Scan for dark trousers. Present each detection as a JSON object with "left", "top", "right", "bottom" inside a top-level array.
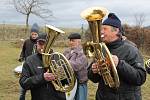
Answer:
[{"left": 19, "top": 86, "right": 26, "bottom": 100}]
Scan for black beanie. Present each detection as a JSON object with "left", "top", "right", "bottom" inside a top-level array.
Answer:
[
  {"left": 68, "top": 33, "right": 81, "bottom": 39},
  {"left": 31, "top": 23, "right": 39, "bottom": 34},
  {"left": 102, "top": 13, "right": 121, "bottom": 31}
]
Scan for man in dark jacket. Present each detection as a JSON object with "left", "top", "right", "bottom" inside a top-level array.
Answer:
[
  {"left": 19, "top": 23, "right": 39, "bottom": 61},
  {"left": 19, "top": 33, "right": 66, "bottom": 100},
  {"left": 88, "top": 13, "right": 146, "bottom": 100},
  {"left": 18, "top": 23, "right": 39, "bottom": 100}
]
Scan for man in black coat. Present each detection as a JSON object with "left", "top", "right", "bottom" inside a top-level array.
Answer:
[
  {"left": 19, "top": 23, "right": 39, "bottom": 61},
  {"left": 88, "top": 13, "right": 146, "bottom": 100},
  {"left": 19, "top": 33, "right": 66, "bottom": 100},
  {"left": 18, "top": 23, "right": 39, "bottom": 100}
]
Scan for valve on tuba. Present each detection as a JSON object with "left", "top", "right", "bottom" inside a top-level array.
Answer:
[
  {"left": 81, "top": 7, "right": 120, "bottom": 88},
  {"left": 42, "top": 25, "right": 76, "bottom": 92}
]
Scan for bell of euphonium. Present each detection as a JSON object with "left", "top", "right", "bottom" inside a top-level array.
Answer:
[
  {"left": 42, "top": 25, "right": 76, "bottom": 92},
  {"left": 81, "top": 7, "right": 120, "bottom": 88}
]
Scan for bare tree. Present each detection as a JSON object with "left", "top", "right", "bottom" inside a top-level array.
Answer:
[
  {"left": 134, "top": 13, "right": 145, "bottom": 27},
  {"left": 134, "top": 13, "right": 146, "bottom": 51},
  {"left": 13, "top": 0, "right": 52, "bottom": 28}
]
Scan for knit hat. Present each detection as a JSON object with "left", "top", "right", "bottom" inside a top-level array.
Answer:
[
  {"left": 102, "top": 13, "right": 121, "bottom": 31},
  {"left": 68, "top": 33, "right": 81, "bottom": 39},
  {"left": 31, "top": 23, "right": 39, "bottom": 34}
]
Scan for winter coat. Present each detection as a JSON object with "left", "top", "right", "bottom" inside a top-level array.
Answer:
[
  {"left": 19, "top": 38, "right": 37, "bottom": 60},
  {"left": 19, "top": 23, "right": 39, "bottom": 61},
  {"left": 63, "top": 46, "right": 88, "bottom": 83},
  {"left": 19, "top": 53, "right": 66, "bottom": 100},
  {"left": 88, "top": 39, "right": 146, "bottom": 100}
]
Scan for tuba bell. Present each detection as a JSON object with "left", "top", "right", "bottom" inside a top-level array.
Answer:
[
  {"left": 81, "top": 7, "right": 120, "bottom": 88},
  {"left": 42, "top": 25, "right": 76, "bottom": 93}
]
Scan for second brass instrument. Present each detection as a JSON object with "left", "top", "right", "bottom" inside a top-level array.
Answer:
[
  {"left": 81, "top": 7, "right": 120, "bottom": 88},
  {"left": 145, "top": 59, "right": 150, "bottom": 68},
  {"left": 42, "top": 25, "right": 76, "bottom": 92}
]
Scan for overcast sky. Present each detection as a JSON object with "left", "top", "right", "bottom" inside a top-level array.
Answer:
[{"left": 0, "top": 0, "right": 150, "bottom": 28}]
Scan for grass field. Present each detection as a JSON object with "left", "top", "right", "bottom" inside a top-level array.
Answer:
[{"left": 0, "top": 40, "right": 150, "bottom": 100}]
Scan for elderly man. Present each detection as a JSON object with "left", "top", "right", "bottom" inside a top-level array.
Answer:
[
  {"left": 63, "top": 33, "right": 88, "bottom": 100},
  {"left": 88, "top": 13, "right": 146, "bottom": 100}
]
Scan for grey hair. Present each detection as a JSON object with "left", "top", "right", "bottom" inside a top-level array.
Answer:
[{"left": 110, "top": 26, "right": 122, "bottom": 38}]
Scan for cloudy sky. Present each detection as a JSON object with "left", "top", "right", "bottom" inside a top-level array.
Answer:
[{"left": 0, "top": 0, "right": 150, "bottom": 28}]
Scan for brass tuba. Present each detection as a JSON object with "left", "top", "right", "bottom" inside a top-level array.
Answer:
[
  {"left": 42, "top": 25, "right": 76, "bottom": 92},
  {"left": 81, "top": 7, "right": 120, "bottom": 88},
  {"left": 145, "top": 59, "right": 150, "bottom": 68}
]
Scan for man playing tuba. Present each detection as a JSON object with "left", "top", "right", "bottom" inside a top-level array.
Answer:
[{"left": 88, "top": 12, "right": 146, "bottom": 100}]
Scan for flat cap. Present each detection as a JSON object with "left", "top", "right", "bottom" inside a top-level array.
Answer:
[{"left": 68, "top": 33, "right": 81, "bottom": 39}]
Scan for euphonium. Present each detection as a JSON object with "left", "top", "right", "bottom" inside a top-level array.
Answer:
[
  {"left": 81, "top": 7, "right": 120, "bottom": 88},
  {"left": 42, "top": 25, "right": 76, "bottom": 92},
  {"left": 145, "top": 59, "right": 150, "bottom": 68}
]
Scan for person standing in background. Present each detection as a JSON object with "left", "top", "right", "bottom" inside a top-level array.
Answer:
[
  {"left": 18, "top": 23, "right": 39, "bottom": 62},
  {"left": 18, "top": 23, "right": 39, "bottom": 100},
  {"left": 63, "top": 33, "right": 88, "bottom": 100}
]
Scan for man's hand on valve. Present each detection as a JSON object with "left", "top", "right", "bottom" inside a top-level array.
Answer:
[{"left": 91, "top": 54, "right": 119, "bottom": 73}]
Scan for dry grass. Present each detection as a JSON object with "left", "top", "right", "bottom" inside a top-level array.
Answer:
[{"left": 0, "top": 41, "right": 149, "bottom": 100}]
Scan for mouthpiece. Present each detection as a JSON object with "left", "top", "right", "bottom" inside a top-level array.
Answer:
[
  {"left": 101, "top": 34, "right": 104, "bottom": 38},
  {"left": 41, "top": 49, "right": 43, "bottom": 53}
]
